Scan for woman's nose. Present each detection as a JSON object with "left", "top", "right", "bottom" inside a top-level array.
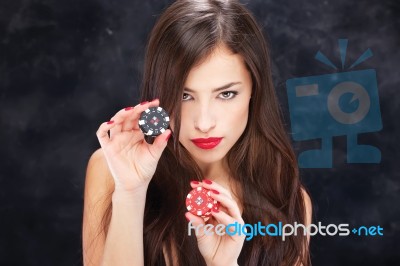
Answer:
[{"left": 194, "top": 107, "right": 216, "bottom": 133}]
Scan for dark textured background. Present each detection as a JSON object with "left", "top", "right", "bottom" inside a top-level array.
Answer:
[{"left": 1, "top": 0, "right": 399, "bottom": 265}]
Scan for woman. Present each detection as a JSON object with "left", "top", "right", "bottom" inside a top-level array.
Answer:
[{"left": 83, "top": 0, "right": 312, "bottom": 265}]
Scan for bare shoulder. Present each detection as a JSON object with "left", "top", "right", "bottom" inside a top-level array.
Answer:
[
  {"left": 300, "top": 187, "right": 312, "bottom": 208},
  {"left": 301, "top": 187, "right": 312, "bottom": 218},
  {"left": 85, "top": 148, "right": 115, "bottom": 194},
  {"left": 300, "top": 187, "right": 313, "bottom": 226},
  {"left": 293, "top": 188, "right": 313, "bottom": 264},
  {"left": 82, "top": 148, "right": 115, "bottom": 266},
  {"left": 83, "top": 148, "right": 115, "bottom": 213}
]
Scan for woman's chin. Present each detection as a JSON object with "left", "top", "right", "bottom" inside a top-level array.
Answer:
[{"left": 191, "top": 151, "right": 226, "bottom": 165}]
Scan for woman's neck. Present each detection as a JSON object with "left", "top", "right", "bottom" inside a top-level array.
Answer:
[{"left": 197, "top": 159, "right": 230, "bottom": 182}]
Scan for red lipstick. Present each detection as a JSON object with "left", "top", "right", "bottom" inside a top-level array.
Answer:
[{"left": 191, "top": 137, "right": 223, "bottom": 150}]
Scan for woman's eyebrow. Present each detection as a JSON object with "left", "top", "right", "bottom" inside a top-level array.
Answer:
[{"left": 184, "top": 82, "right": 242, "bottom": 93}]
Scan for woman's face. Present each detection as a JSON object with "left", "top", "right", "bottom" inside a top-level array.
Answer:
[{"left": 173, "top": 45, "right": 252, "bottom": 166}]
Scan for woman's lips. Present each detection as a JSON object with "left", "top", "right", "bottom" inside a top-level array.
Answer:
[{"left": 191, "top": 137, "right": 223, "bottom": 150}]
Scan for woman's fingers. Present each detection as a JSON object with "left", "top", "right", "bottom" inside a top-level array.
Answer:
[
  {"left": 146, "top": 129, "right": 172, "bottom": 161},
  {"left": 190, "top": 181, "right": 203, "bottom": 189},
  {"left": 208, "top": 190, "right": 242, "bottom": 221},
  {"left": 96, "top": 120, "right": 117, "bottom": 148},
  {"left": 187, "top": 180, "right": 242, "bottom": 222},
  {"left": 200, "top": 180, "right": 242, "bottom": 220},
  {"left": 211, "top": 209, "right": 245, "bottom": 241},
  {"left": 189, "top": 180, "right": 240, "bottom": 217},
  {"left": 109, "top": 99, "right": 160, "bottom": 138},
  {"left": 186, "top": 209, "right": 245, "bottom": 242},
  {"left": 189, "top": 180, "right": 231, "bottom": 198},
  {"left": 201, "top": 180, "right": 233, "bottom": 199},
  {"left": 98, "top": 98, "right": 170, "bottom": 157},
  {"left": 185, "top": 180, "right": 246, "bottom": 244},
  {"left": 97, "top": 99, "right": 164, "bottom": 152},
  {"left": 185, "top": 212, "right": 207, "bottom": 239}
]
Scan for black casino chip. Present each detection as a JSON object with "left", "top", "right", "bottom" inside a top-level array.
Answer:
[{"left": 138, "top": 106, "right": 170, "bottom": 136}]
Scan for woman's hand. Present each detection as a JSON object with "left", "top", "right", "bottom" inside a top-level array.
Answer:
[
  {"left": 186, "top": 180, "right": 245, "bottom": 266},
  {"left": 96, "top": 99, "right": 172, "bottom": 193}
]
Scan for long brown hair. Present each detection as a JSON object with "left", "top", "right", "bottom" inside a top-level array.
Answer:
[{"left": 100, "top": 0, "right": 311, "bottom": 265}]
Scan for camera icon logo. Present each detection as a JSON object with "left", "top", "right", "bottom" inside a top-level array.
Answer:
[
  {"left": 286, "top": 39, "right": 382, "bottom": 168},
  {"left": 327, "top": 81, "right": 370, "bottom": 125}
]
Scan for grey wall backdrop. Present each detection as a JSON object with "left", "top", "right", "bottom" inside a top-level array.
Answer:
[{"left": 1, "top": 0, "right": 399, "bottom": 265}]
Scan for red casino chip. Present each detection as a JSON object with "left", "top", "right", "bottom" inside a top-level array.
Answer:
[
  {"left": 201, "top": 202, "right": 220, "bottom": 218},
  {"left": 186, "top": 186, "right": 219, "bottom": 218}
]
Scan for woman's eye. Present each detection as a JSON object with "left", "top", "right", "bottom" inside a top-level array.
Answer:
[
  {"left": 182, "top": 93, "right": 192, "bottom": 101},
  {"left": 219, "top": 91, "right": 238, "bottom": 100}
]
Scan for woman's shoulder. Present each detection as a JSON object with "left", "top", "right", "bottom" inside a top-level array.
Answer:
[
  {"left": 88, "top": 147, "right": 107, "bottom": 165},
  {"left": 85, "top": 148, "right": 115, "bottom": 196},
  {"left": 300, "top": 187, "right": 313, "bottom": 228},
  {"left": 82, "top": 148, "right": 115, "bottom": 265},
  {"left": 300, "top": 187, "right": 312, "bottom": 209}
]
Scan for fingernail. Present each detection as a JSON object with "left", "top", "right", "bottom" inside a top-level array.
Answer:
[
  {"left": 107, "top": 120, "right": 114, "bottom": 124},
  {"left": 165, "top": 132, "right": 172, "bottom": 141},
  {"left": 211, "top": 189, "right": 219, "bottom": 194},
  {"left": 203, "top": 179, "right": 212, "bottom": 184},
  {"left": 212, "top": 209, "right": 219, "bottom": 213},
  {"left": 140, "top": 101, "right": 148, "bottom": 105},
  {"left": 124, "top": 106, "right": 134, "bottom": 111},
  {"left": 152, "top": 98, "right": 159, "bottom": 102},
  {"left": 191, "top": 180, "right": 199, "bottom": 184}
]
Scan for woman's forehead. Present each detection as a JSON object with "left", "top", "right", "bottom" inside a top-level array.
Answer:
[{"left": 184, "top": 46, "right": 250, "bottom": 93}]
